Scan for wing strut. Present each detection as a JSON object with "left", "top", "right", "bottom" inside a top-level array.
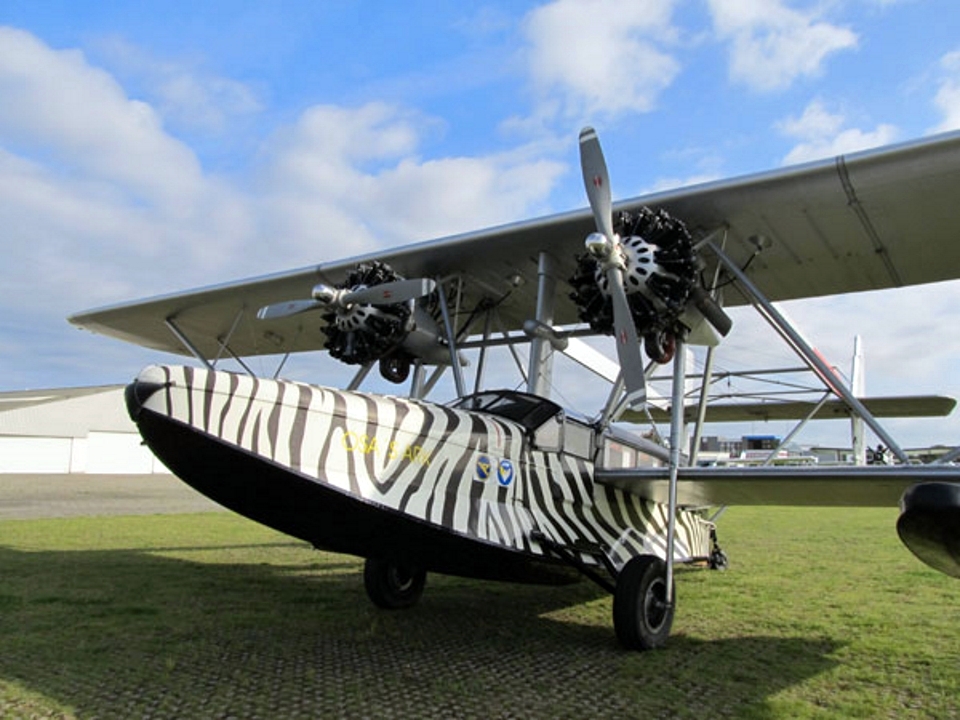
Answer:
[
  {"left": 665, "top": 336, "right": 686, "bottom": 606},
  {"left": 436, "top": 280, "right": 466, "bottom": 397},
  {"left": 707, "top": 241, "right": 910, "bottom": 464},
  {"left": 934, "top": 445, "right": 960, "bottom": 464},
  {"left": 759, "top": 392, "right": 832, "bottom": 466},
  {"left": 688, "top": 344, "right": 716, "bottom": 466},
  {"left": 526, "top": 252, "right": 558, "bottom": 397},
  {"left": 164, "top": 318, "right": 214, "bottom": 372}
]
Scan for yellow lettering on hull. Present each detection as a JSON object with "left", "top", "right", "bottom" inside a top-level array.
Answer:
[{"left": 340, "top": 431, "right": 431, "bottom": 467}]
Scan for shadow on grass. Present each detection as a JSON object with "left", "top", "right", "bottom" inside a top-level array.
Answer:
[{"left": 0, "top": 545, "right": 839, "bottom": 718}]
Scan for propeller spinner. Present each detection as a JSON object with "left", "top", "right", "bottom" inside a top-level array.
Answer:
[{"left": 257, "top": 277, "right": 436, "bottom": 321}]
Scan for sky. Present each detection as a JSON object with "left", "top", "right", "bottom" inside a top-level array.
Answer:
[{"left": 2, "top": 0, "right": 960, "bottom": 449}]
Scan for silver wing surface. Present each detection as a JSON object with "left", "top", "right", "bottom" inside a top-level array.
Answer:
[
  {"left": 69, "top": 131, "right": 960, "bottom": 358},
  {"left": 595, "top": 465, "right": 960, "bottom": 507},
  {"left": 631, "top": 395, "right": 958, "bottom": 424}
]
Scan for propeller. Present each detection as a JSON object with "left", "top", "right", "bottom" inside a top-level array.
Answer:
[
  {"left": 579, "top": 126, "right": 647, "bottom": 410},
  {"left": 257, "top": 278, "right": 437, "bottom": 321}
]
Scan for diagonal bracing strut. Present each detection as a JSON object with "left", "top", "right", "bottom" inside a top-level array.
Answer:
[{"left": 706, "top": 241, "right": 909, "bottom": 463}]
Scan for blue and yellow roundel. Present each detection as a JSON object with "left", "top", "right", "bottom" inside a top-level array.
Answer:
[
  {"left": 497, "top": 459, "right": 514, "bottom": 487},
  {"left": 476, "top": 455, "right": 492, "bottom": 481}
]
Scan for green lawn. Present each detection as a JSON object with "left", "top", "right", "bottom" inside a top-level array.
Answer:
[{"left": 0, "top": 507, "right": 956, "bottom": 718}]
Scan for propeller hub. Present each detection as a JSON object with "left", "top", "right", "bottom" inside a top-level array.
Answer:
[
  {"left": 311, "top": 284, "right": 339, "bottom": 305},
  {"left": 585, "top": 231, "right": 612, "bottom": 257},
  {"left": 585, "top": 232, "right": 625, "bottom": 270}
]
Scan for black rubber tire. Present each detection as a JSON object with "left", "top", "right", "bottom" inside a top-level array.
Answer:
[
  {"left": 613, "top": 555, "right": 675, "bottom": 650},
  {"left": 644, "top": 331, "right": 676, "bottom": 364},
  {"left": 363, "top": 557, "right": 426, "bottom": 610}
]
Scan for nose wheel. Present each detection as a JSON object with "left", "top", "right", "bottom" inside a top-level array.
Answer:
[{"left": 613, "top": 554, "right": 675, "bottom": 650}]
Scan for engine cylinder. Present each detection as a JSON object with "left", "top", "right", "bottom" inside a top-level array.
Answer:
[{"left": 569, "top": 207, "right": 698, "bottom": 342}]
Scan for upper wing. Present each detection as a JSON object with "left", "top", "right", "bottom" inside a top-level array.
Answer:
[
  {"left": 69, "top": 131, "right": 960, "bottom": 358},
  {"left": 595, "top": 464, "right": 960, "bottom": 507}
]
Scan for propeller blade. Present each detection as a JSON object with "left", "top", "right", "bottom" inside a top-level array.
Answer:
[
  {"left": 257, "top": 299, "right": 325, "bottom": 321},
  {"left": 581, "top": 126, "right": 644, "bottom": 408},
  {"left": 342, "top": 278, "right": 437, "bottom": 306},
  {"left": 689, "top": 286, "right": 733, "bottom": 337},
  {"left": 579, "top": 126, "right": 616, "bottom": 241},
  {"left": 607, "top": 266, "right": 646, "bottom": 409}
]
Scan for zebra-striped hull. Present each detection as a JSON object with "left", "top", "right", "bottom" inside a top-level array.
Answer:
[
  {"left": 133, "top": 405, "right": 577, "bottom": 583},
  {"left": 126, "top": 364, "right": 714, "bottom": 584}
]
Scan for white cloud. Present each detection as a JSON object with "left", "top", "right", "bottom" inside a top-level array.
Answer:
[
  {"left": 0, "top": 27, "right": 257, "bottom": 322},
  {"left": 932, "top": 50, "right": 960, "bottom": 133},
  {"left": 259, "top": 103, "right": 566, "bottom": 252},
  {"left": 0, "top": 29, "right": 567, "bottom": 361},
  {"left": 521, "top": 0, "right": 681, "bottom": 120},
  {"left": 777, "top": 100, "right": 898, "bottom": 164},
  {"left": 96, "top": 37, "right": 262, "bottom": 134},
  {"left": 707, "top": 0, "right": 858, "bottom": 92},
  {"left": 0, "top": 27, "right": 207, "bottom": 210}
]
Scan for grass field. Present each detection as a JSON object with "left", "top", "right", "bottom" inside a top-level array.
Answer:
[{"left": 0, "top": 507, "right": 956, "bottom": 719}]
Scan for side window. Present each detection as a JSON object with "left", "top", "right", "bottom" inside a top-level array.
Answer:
[
  {"left": 602, "top": 438, "right": 638, "bottom": 468},
  {"left": 532, "top": 412, "right": 563, "bottom": 452},
  {"left": 563, "top": 419, "right": 594, "bottom": 459}
]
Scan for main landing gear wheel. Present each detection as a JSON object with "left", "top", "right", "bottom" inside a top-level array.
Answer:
[
  {"left": 363, "top": 557, "right": 427, "bottom": 609},
  {"left": 613, "top": 555, "right": 675, "bottom": 650}
]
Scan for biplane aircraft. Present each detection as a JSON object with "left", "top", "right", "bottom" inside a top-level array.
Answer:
[{"left": 70, "top": 128, "right": 960, "bottom": 650}]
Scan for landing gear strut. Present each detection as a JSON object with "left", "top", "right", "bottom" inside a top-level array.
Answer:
[
  {"left": 709, "top": 527, "right": 729, "bottom": 570},
  {"left": 613, "top": 554, "right": 675, "bottom": 650}
]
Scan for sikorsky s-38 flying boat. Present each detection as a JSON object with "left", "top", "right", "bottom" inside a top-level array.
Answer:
[{"left": 71, "top": 128, "right": 960, "bottom": 650}]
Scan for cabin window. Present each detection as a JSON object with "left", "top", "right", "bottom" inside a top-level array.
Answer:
[
  {"left": 532, "top": 412, "right": 563, "bottom": 452},
  {"left": 563, "top": 419, "right": 594, "bottom": 459},
  {"left": 450, "top": 391, "right": 595, "bottom": 458},
  {"left": 449, "top": 390, "right": 563, "bottom": 433},
  {"left": 603, "top": 439, "right": 638, "bottom": 468}
]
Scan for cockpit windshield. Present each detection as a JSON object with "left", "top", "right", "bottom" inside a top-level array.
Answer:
[{"left": 449, "top": 390, "right": 563, "bottom": 432}]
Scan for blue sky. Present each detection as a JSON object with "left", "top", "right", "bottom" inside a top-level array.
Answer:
[{"left": 2, "top": 0, "right": 960, "bottom": 448}]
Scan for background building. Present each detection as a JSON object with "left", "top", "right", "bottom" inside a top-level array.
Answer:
[{"left": 0, "top": 386, "right": 164, "bottom": 474}]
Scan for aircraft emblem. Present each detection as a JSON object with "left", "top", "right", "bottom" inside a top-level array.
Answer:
[
  {"left": 497, "top": 459, "right": 514, "bottom": 487},
  {"left": 476, "top": 455, "right": 492, "bottom": 481}
]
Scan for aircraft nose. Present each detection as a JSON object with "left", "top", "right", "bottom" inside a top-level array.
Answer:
[{"left": 124, "top": 366, "right": 168, "bottom": 421}]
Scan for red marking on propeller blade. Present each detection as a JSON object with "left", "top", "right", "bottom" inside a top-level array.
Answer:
[{"left": 592, "top": 175, "right": 603, "bottom": 188}]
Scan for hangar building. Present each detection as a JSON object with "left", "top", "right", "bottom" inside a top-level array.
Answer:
[{"left": 0, "top": 385, "right": 164, "bottom": 474}]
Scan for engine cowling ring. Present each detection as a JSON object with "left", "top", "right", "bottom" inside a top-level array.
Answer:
[{"left": 321, "top": 261, "right": 412, "bottom": 367}]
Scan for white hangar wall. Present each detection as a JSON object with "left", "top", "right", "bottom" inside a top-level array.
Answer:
[{"left": 0, "top": 386, "right": 165, "bottom": 474}]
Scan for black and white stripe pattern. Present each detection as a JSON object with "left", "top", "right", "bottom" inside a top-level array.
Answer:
[{"left": 137, "top": 364, "right": 713, "bottom": 570}]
